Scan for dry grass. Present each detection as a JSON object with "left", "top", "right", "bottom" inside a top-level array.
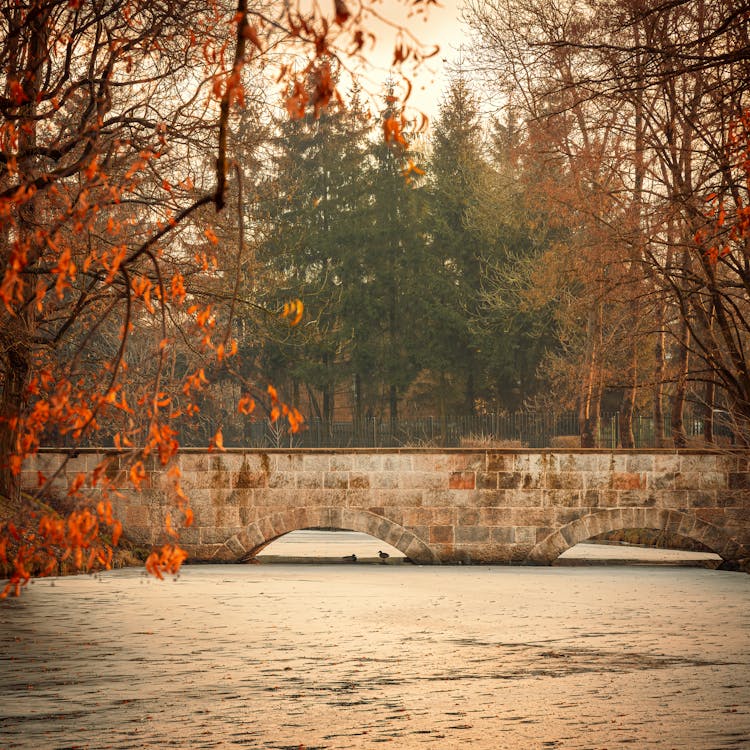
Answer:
[
  {"left": 459, "top": 435, "right": 525, "bottom": 449},
  {"left": 550, "top": 435, "right": 581, "bottom": 449}
]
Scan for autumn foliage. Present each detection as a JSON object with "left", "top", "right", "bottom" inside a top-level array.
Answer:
[
  {"left": 0, "top": 0, "right": 430, "bottom": 596},
  {"left": 0, "top": 501, "right": 122, "bottom": 598},
  {"left": 702, "top": 109, "right": 750, "bottom": 265}
]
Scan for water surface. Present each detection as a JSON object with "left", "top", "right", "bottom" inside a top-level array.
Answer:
[{"left": 0, "top": 550, "right": 747, "bottom": 749}]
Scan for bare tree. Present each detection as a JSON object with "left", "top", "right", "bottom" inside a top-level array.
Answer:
[{"left": 464, "top": 0, "right": 749, "bottom": 443}]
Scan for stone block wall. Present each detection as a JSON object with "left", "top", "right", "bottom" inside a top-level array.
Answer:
[{"left": 22, "top": 448, "right": 750, "bottom": 565}]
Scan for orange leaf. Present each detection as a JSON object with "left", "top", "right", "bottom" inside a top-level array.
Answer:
[
  {"left": 285, "top": 79, "right": 309, "bottom": 120},
  {"left": 281, "top": 299, "right": 304, "bottom": 326},
  {"left": 242, "top": 23, "right": 263, "bottom": 51},
  {"left": 209, "top": 429, "right": 225, "bottom": 452},
  {"left": 129, "top": 461, "right": 147, "bottom": 489},
  {"left": 383, "top": 116, "right": 408, "bottom": 147},
  {"left": 238, "top": 396, "right": 255, "bottom": 415},
  {"left": 334, "top": 0, "right": 350, "bottom": 24},
  {"left": 68, "top": 473, "right": 86, "bottom": 496}
]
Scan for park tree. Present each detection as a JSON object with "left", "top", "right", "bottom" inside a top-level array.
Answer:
[
  {"left": 463, "top": 0, "right": 649, "bottom": 444},
  {"left": 466, "top": 112, "right": 561, "bottom": 413},
  {"left": 255, "top": 71, "right": 374, "bottom": 437},
  {"left": 354, "top": 88, "right": 430, "bottom": 432},
  {"left": 424, "top": 73, "right": 488, "bottom": 416},
  {"left": 0, "top": 0, "right": 436, "bottom": 595},
  {"left": 464, "top": 0, "right": 750, "bottom": 445},
  {"left": 256, "top": 78, "right": 432, "bottom": 437}
]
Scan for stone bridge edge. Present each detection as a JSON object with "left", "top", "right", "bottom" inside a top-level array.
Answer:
[
  {"left": 213, "top": 504, "right": 748, "bottom": 568},
  {"left": 528, "top": 507, "right": 749, "bottom": 565},
  {"left": 219, "top": 505, "right": 440, "bottom": 564}
]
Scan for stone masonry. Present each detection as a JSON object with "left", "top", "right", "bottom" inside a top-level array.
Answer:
[{"left": 23, "top": 448, "right": 750, "bottom": 567}]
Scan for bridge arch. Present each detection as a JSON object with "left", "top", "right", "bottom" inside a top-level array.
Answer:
[
  {"left": 220, "top": 506, "right": 439, "bottom": 564},
  {"left": 526, "top": 507, "right": 748, "bottom": 565}
]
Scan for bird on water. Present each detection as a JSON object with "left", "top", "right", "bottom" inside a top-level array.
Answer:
[
  {"left": 378, "top": 550, "right": 390, "bottom": 563},
  {"left": 342, "top": 554, "right": 357, "bottom": 563}
]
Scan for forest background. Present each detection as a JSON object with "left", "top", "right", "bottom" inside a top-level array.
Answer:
[
  {"left": 0, "top": 0, "right": 748, "bottom": 588},
  {"left": 162, "top": 0, "right": 750, "bottom": 453}
]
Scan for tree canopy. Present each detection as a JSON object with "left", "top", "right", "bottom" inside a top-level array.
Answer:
[
  {"left": 0, "top": 0, "right": 437, "bottom": 595},
  {"left": 2, "top": 0, "right": 748, "bottom": 596}
]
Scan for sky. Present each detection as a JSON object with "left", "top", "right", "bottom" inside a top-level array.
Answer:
[{"left": 348, "top": 0, "right": 470, "bottom": 124}]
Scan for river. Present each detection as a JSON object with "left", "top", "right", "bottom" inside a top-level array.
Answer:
[{"left": 1, "top": 535, "right": 748, "bottom": 749}]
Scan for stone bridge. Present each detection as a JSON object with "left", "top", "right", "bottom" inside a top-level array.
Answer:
[{"left": 26, "top": 448, "right": 750, "bottom": 568}]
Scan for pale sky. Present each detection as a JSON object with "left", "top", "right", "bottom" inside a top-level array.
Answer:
[{"left": 348, "top": 0, "right": 470, "bottom": 124}]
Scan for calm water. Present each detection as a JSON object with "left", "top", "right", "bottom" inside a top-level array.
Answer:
[{"left": 0, "top": 540, "right": 748, "bottom": 749}]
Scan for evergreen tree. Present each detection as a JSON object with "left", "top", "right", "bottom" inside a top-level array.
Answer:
[
  {"left": 256, "top": 67, "right": 373, "bottom": 432},
  {"left": 425, "top": 74, "right": 489, "bottom": 416},
  {"left": 346, "top": 87, "right": 430, "bottom": 432},
  {"left": 468, "top": 112, "right": 560, "bottom": 411}
]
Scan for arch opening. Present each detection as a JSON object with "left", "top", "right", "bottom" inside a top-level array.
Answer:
[
  {"left": 528, "top": 508, "right": 746, "bottom": 569},
  {"left": 255, "top": 528, "right": 407, "bottom": 564},
  {"left": 227, "top": 506, "right": 438, "bottom": 565},
  {"left": 558, "top": 529, "right": 722, "bottom": 567},
  {"left": 589, "top": 528, "right": 714, "bottom": 553}
]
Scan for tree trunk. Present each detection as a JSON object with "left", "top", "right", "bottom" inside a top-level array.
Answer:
[
  {"left": 696, "top": 302, "right": 717, "bottom": 446},
  {"left": 305, "top": 383, "right": 323, "bottom": 423},
  {"left": 293, "top": 379, "right": 300, "bottom": 408},
  {"left": 671, "top": 320, "right": 690, "bottom": 448},
  {"left": 322, "top": 385, "right": 333, "bottom": 442},
  {"left": 619, "top": 50, "right": 644, "bottom": 452},
  {"left": 353, "top": 372, "right": 363, "bottom": 442},
  {"left": 653, "top": 303, "right": 666, "bottom": 448},
  {"left": 619, "top": 342, "right": 637, "bottom": 448},
  {"left": 579, "top": 305, "right": 602, "bottom": 448},
  {"left": 0, "top": 343, "right": 30, "bottom": 502},
  {"left": 439, "top": 371, "right": 448, "bottom": 447},
  {"left": 389, "top": 384, "right": 398, "bottom": 444},
  {"left": 0, "top": 11, "right": 47, "bottom": 502},
  {"left": 579, "top": 399, "right": 600, "bottom": 449},
  {"left": 703, "top": 380, "right": 715, "bottom": 445},
  {"left": 465, "top": 363, "right": 475, "bottom": 417}
]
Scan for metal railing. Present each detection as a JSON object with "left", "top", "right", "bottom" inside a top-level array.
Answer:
[
  {"left": 45, "top": 410, "right": 720, "bottom": 450},
  {"left": 211, "top": 411, "right": 711, "bottom": 449}
]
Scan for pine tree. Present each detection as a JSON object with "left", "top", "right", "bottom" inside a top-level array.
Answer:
[
  {"left": 425, "top": 74, "right": 488, "bottom": 416},
  {"left": 347, "top": 86, "right": 430, "bottom": 434},
  {"left": 469, "top": 112, "right": 560, "bottom": 411},
  {"left": 256, "top": 67, "right": 373, "bottom": 435}
]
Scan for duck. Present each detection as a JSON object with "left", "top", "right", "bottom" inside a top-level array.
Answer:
[
  {"left": 342, "top": 554, "right": 357, "bottom": 563},
  {"left": 378, "top": 550, "right": 390, "bottom": 563}
]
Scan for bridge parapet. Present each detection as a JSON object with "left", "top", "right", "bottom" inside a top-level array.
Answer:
[{"left": 23, "top": 449, "right": 750, "bottom": 567}]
